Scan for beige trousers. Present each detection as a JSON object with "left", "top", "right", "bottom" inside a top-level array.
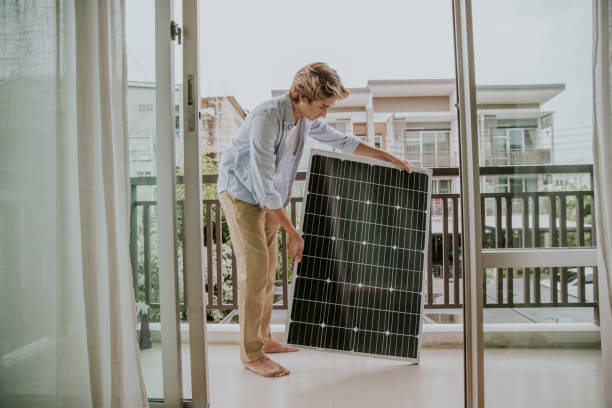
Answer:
[{"left": 218, "top": 190, "right": 280, "bottom": 362}]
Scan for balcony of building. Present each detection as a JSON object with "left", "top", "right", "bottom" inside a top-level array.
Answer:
[
  {"left": 130, "top": 163, "right": 602, "bottom": 406},
  {"left": 137, "top": 339, "right": 601, "bottom": 407},
  {"left": 481, "top": 148, "right": 553, "bottom": 166}
]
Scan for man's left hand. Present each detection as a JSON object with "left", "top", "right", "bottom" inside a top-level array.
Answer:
[
  {"left": 390, "top": 156, "right": 412, "bottom": 173},
  {"left": 353, "top": 142, "right": 413, "bottom": 173}
]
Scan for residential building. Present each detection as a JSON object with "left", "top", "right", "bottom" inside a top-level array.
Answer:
[
  {"left": 272, "top": 79, "right": 575, "bottom": 196},
  {"left": 199, "top": 96, "right": 248, "bottom": 164},
  {"left": 127, "top": 81, "right": 183, "bottom": 177},
  {"left": 127, "top": 84, "right": 248, "bottom": 180}
]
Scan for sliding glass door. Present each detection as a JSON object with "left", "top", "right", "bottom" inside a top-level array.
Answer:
[
  {"left": 185, "top": 1, "right": 466, "bottom": 407},
  {"left": 127, "top": 1, "right": 187, "bottom": 406},
  {"left": 454, "top": 0, "right": 602, "bottom": 406}
]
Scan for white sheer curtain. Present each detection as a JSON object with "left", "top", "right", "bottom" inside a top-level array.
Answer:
[
  {"left": 0, "top": 1, "right": 148, "bottom": 407},
  {"left": 593, "top": 0, "right": 612, "bottom": 407}
]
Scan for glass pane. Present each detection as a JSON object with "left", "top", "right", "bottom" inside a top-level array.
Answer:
[
  {"left": 405, "top": 138, "right": 422, "bottom": 166},
  {"left": 508, "top": 128, "right": 523, "bottom": 150},
  {"left": 191, "top": 0, "right": 464, "bottom": 406},
  {"left": 525, "top": 177, "right": 538, "bottom": 193},
  {"left": 472, "top": 0, "right": 601, "bottom": 406},
  {"left": 436, "top": 131, "right": 451, "bottom": 167},
  {"left": 524, "top": 128, "right": 535, "bottom": 149},
  {"left": 509, "top": 178, "right": 522, "bottom": 193},
  {"left": 422, "top": 133, "right": 436, "bottom": 167}
]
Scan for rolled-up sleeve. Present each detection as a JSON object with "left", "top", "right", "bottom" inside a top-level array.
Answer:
[
  {"left": 308, "top": 118, "right": 363, "bottom": 154},
  {"left": 248, "top": 114, "right": 283, "bottom": 209}
]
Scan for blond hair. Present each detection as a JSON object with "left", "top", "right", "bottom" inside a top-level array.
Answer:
[{"left": 289, "top": 62, "right": 349, "bottom": 104}]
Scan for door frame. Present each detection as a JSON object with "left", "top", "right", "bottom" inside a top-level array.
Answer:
[
  {"left": 154, "top": 0, "right": 184, "bottom": 407},
  {"left": 452, "top": 0, "right": 485, "bottom": 406},
  {"left": 181, "top": 0, "right": 211, "bottom": 407}
]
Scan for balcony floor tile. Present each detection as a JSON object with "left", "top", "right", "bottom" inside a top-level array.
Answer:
[{"left": 140, "top": 343, "right": 601, "bottom": 407}]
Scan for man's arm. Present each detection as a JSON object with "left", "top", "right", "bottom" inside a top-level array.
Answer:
[
  {"left": 353, "top": 142, "right": 412, "bottom": 173},
  {"left": 265, "top": 207, "right": 304, "bottom": 262},
  {"left": 249, "top": 115, "right": 284, "bottom": 209}
]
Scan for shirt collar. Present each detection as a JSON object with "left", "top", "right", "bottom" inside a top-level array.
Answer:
[{"left": 280, "top": 93, "right": 296, "bottom": 126}]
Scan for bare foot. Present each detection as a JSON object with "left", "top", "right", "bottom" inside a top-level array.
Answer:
[
  {"left": 263, "top": 340, "right": 300, "bottom": 353},
  {"left": 243, "top": 355, "right": 290, "bottom": 378}
]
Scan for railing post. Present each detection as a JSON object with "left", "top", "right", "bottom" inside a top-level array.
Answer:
[
  {"left": 590, "top": 192, "right": 597, "bottom": 246},
  {"left": 180, "top": 201, "right": 187, "bottom": 320},
  {"left": 559, "top": 193, "right": 568, "bottom": 245},
  {"left": 550, "top": 194, "right": 558, "bottom": 247},
  {"left": 522, "top": 195, "right": 529, "bottom": 247},
  {"left": 206, "top": 202, "right": 213, "bottom": 308},
  {"left": 215, "top": 202, "right": 223, "bottom": 308},
  {"left": 549, "top": 194, "right": 558, "bottom": 304},
  {"left": 443, "top": 197, "right": 450, "bottom": 304},
  {"left": 532, "top": 194, "right": 541, "bottom": 304},
  {"left": 231, "top": 248, "right": 237, "bottom": 307},
  {"left": 143, "top": 204, "right": 151, "bottom": 305},
  {"left": 495, "top": 196, "right": 503, "bottom": 248},
  {"left": 522, "top": 195, "right": 530, "bottom": 304},
  {"left": 505, "top": 196, "right": 513, "bottom": 305},
  {"left": 532, "top": 194, "right": 541, "bottom": 245},
  {"left": 576, "top": 193, "right": 585, "bottom": 246},
  {"left": 593, "top": 267, "right": 600, "bottom": 325},
  {"left": 427, "top": 215, "right": 433, "bottom": 306},
  {"left": 480, "top": 196, "right": 486, "bottom": 248},
  {"left": 560, "top": 194, "right": 568, "bottom": 304},
  {"left": 130, "top": 184, "right": 138, "bottom": 297},
  {"left": 452, "top": 197, "right": 461, "bottom": 305}
]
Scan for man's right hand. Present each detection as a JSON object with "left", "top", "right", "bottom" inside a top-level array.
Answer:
[
  {"left": 287, "top": 232, "right": 304, "bottom": 262},
  {"left": 265, "top": 206, "right": 305, "bottom": 262}
]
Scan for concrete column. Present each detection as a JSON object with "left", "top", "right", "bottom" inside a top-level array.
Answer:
[{"left": 366, "top": 93, "right": 375, "bottom": 146}]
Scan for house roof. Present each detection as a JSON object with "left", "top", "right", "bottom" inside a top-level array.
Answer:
[{"left": 272, "top": 79, "right": 564, "bottom": 109}]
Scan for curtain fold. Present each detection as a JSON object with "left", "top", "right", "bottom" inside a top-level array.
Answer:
[
  {"left": 593, "top": 1, "right": 612, "bottom": 407},
  {"left": 0, "top": 1, "right": 148, "bottom": 406}
]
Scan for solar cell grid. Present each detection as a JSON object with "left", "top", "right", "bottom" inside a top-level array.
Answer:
[{"left": 285, "top": 150, "right": 432, "bottom": 362}]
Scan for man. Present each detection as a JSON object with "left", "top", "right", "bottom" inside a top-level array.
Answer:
[{"left": 218, "top": 62, "right": 412, "bottom": 378}]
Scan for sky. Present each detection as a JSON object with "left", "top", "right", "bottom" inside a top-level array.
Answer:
[{"left": 126, "top": 0, "right": 593, "bottom": 164}]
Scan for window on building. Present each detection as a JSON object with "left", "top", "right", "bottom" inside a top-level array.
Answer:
[
  {"left": 130, "top": 149, "right": 151, "bottom": 161},
  {"left": 436, "top": 179, "right": 451, "bottom": 194},
  {"left": 510, "top": 177, "right": 523, "bottom": 193},
  {"left": 543, "top": 174, "right": 553, "bottom": 185},
  {"left": 436, "top": 132, "right": 451, "bottom": 166},
  {"left": 509, "top": 129, "right": 523, "bottom": 150},
  {"left": 497, "top": 176, "right": 508, "bottom": 193},
  {"left": 524, "top": 129, "right": 535, "bottom": 149},
  {"left": 138, "top": 103, "right": 154, "bottom": 112},
  {"left": 525, "top": 177, "right": 538, "bottom": 192},
  {"left": 330, "top": 120, "right": 351, "bottom": 134},
  {"left": 541, "top": 114, "right": 553, "bottom": 129},
  {"left": 405, "top": 138, "right": 421, "bottom": 166},
  {"left": 403, "top": 129, "right": 451, "bottom": 167},
  {"left": 374, "top": 134, "right": 382, "bottom": 149},
  {"left": 422, "top": 134, "right": 436, "bottom": 167}
]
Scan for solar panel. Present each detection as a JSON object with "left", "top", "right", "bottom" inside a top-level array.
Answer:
[{"left": 284, "top": 149, "right": 432, "bottom": 362}]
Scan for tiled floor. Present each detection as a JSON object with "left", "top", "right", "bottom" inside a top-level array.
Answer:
[{"left": 139, "top": 344, "right": 602, "bottom": 408}]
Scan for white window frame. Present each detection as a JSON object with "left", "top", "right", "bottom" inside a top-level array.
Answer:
[{"left": 404, "top": 129, "right": 451, "bottom": 167}]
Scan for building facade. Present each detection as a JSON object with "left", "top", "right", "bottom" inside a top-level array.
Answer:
[
  {"left": 199, "top": 96, "right": 247, "bottom": 164},
  {"left": 272, "top": 79, "right": 567, "bottom": 195},
  {"left": 127, "top": 81, "right": 183, "bottom": 178}
]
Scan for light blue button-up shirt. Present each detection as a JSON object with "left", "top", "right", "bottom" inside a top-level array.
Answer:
[{"left": 217, "top": 93, "right": 362, "bottom": 209}]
